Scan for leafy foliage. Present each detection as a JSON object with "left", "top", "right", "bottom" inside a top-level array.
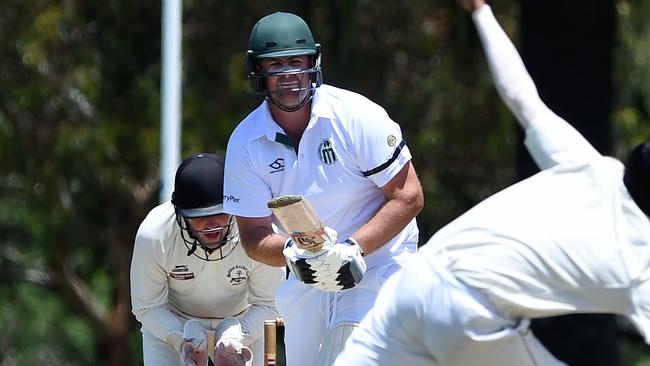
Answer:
[{"left": 0, "top": 0, "right": 649, "bottom": 365}]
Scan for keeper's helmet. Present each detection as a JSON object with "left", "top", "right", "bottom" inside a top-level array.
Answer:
[
  {"left": 246, "top": 12, "right": 323, "bottom": 112},
  {"left": 171, "top": 153, "right": 238, "bottom": 261}
]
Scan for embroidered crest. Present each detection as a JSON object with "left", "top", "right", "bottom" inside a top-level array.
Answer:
[
  {"left": 387, "top": 135, "right": 397, "bottom": 147},
  {"left": 227, "top": 265, "right": 249, "bottom": 285},
  {"left": 318, "top": 138, "right": 338, "bottom": 165}
]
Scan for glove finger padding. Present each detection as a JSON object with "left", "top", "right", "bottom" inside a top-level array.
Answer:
[
  {"left": 306, "top": 238, "right": 366, "bottom": 292},
  {"left": 283, "top": 240, "right": 329, "bottom": 283}
]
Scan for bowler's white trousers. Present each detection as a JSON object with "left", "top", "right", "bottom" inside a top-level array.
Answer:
[{"left": 334, "top": 254, "right": 566, "bottom": 366}]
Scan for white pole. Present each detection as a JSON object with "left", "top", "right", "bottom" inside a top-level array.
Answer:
[{"left": 160, "top": 0, "right": 182, "bottom": 203}]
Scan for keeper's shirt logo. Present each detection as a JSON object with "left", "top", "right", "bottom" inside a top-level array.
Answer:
[{"left": 318, "top": 138, "right": 338, "bottom": 165}]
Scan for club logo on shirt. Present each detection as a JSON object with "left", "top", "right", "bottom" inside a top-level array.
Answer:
[
  {"left": 318, "top": 138, "right": 338, "bottom": 165},
  {"left": 269, "top": 158, "right": 285, "bottom": 173},
  {"left": 169, "top": 265, "right": 194, "bottom": 280},
  {"left": 387, "top": 135, "right": 397, "bottom": 147},
  {"left": 227, "top": 265, "right": 249, "bottom": 285}
]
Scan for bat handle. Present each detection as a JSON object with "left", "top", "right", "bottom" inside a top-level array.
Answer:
[{"left": 264, "top": 319, "right": 278, "bottom": 366}]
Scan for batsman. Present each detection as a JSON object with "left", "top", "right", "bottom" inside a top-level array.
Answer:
[{"left": 223, "top": 11, "right": 424, "bottom": 366}]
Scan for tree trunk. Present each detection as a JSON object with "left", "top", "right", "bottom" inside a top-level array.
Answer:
[{"left": 517, "top": 1, "right": 619, "bottom": 365}]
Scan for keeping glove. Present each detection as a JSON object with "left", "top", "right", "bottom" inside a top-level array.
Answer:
[
  {"left": 181, "top": 320, "right": 209, "bottom": 366},
  {"left": 214, "top": 317, "right": 253, "bottom": 366}
]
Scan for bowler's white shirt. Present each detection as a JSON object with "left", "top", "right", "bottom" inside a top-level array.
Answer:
[
  {"left": 130, "top": 202, "right": 283, "bottom": 350},
  {"left": 422, "top": 4, "right": 650, "bottom": 343},
  {"left": 224, "top": 85, "right": 419, "bottom": 268}
]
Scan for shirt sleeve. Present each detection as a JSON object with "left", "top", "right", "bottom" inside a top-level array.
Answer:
[
  {"left": 473, "top": 5, "right": 600, "bottom": 170},
  {"left": 130, "top": 226, "right": 185, "bottom": 352},
  {"left": 351, "top": 103, "right": 412, "bottom": 188},
  {"left": 237, "top": 262, "right": 284, "bottom": 346},
  {"left": 223, "top": 135, "right": 273, "bottom": 218}
]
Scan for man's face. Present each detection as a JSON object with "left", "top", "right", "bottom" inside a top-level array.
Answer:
[
  {"left": 186, "top": 213, "right": 232, "bottom": 248},
  {"left": 259, "top": 56, "right": 311, "bottom": 109}
]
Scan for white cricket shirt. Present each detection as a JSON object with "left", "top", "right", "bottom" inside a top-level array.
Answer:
[
  {"left": 423, "top": 4, "right": 650, "bottom": 344},
  {"left": 224, "top": 84, "right": 419, "bottom": 268},
  {"left": 130, "top": 202, "right": 283, "bottom": 350}
]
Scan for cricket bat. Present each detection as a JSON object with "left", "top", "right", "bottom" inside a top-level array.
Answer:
[
  {"left": 263, "top": 318, "right": 284, "bottom": 366},
  {"left": 267, "top": 195, "right": 331, "bottom": 252}
]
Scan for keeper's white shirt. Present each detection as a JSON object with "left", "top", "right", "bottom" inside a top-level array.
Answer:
[
  {"left": 130, "top": 202, "right": 283, "bottom": 351},
  {"left": 223, "top": 84, "right": 419, "bottom": 268}
]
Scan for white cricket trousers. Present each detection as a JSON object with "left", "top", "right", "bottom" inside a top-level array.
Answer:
[
  {"left": 276, "top": 252, "right": 414, "bottom": 366},
  {"left": 334, "top": 254, "right": 567, "bottom": 366}
]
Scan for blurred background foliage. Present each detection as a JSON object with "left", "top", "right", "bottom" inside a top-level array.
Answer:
[{"left": 0, "top": 0, "right": 648, "bottom": 365}]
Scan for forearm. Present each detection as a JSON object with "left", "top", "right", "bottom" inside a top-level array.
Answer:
[
  {"left": 472, "top": 4, "right": 546, "bottom": 129},
  {"left": 236, "top": 216, "right": 288, "bottom": 267},
  {"left": 133, "top": 305, "right": 185, "bottom": 351},
  {"left": 354, "top": 197, "right": 420, "bottom": 255},
  {"left": 354, "top": 164, "right": 423, "bottom": 255}
]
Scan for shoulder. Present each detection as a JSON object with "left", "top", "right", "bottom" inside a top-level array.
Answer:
[
  {"left": 318, "top": 84, "right": 386, "bottom": 114},
  {"left": 135, "top": 202, "right": 177, "bottom": 250},
  {"left": 316, "top": 85, "right": 393, "bottom": 136},
  {"left": 228, "top": 102, "right": 269, "bottom": 147}
]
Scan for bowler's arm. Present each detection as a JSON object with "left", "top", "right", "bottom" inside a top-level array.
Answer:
[{"left": 469, "top": 2, "right": 600, "bottom": 169}]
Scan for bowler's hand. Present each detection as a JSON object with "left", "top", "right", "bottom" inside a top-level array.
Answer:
[{"left": 459, "top": 0, "right": 486, "bottom": 12}]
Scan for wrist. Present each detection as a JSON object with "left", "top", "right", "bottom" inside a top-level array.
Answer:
[
  {"left": 166, "top": 331, "right": 185, "bottom": 353},
  {"left": 344, "top": 237, "right": 364, "bottom": 256}
]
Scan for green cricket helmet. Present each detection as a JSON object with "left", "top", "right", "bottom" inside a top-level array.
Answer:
[{"left": 246, "top": 12, "right": 322, "bottom": 111}]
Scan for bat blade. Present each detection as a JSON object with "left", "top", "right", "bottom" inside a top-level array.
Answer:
[{"left": 267, "top": 194, "right": 330, "bottom": 251}]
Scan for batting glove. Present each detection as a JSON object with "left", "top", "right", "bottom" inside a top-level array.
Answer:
[
  {"left": 283, "top": 238, "right": 327, "bottom": 285},
  {"left": 308, "top": 238, "right": 366, "bottom": 291},
  {"left": 284, "top": 237, "right": 366, "bottom": 291}
]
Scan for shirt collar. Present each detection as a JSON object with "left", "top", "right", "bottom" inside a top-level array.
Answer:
[{"left": 250, "top": 87, "right": 335, "bottom": 143}]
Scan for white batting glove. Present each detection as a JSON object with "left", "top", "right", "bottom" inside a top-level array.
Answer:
[
  {"left": 307, "top": 238, "right": 366, "bottom": 291},
  {"left": 284, "top": 237, "right": 366, "bottom": 291},
  {"left": 283, "top": 234, "right": 330, "bottom": 285}
]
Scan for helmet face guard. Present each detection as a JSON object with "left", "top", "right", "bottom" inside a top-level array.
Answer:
[
  {"left": 171, "top": 153, "right": 238, "bottom": 261},
  {"left": 246, "top": 12, "right": 323, "bottom": 112},
  {"left": 174, "top": 211, "right": 238, "bottom": 261},
  {"left": 247, "top": 50, "right": 322, "bottom": 112}
]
